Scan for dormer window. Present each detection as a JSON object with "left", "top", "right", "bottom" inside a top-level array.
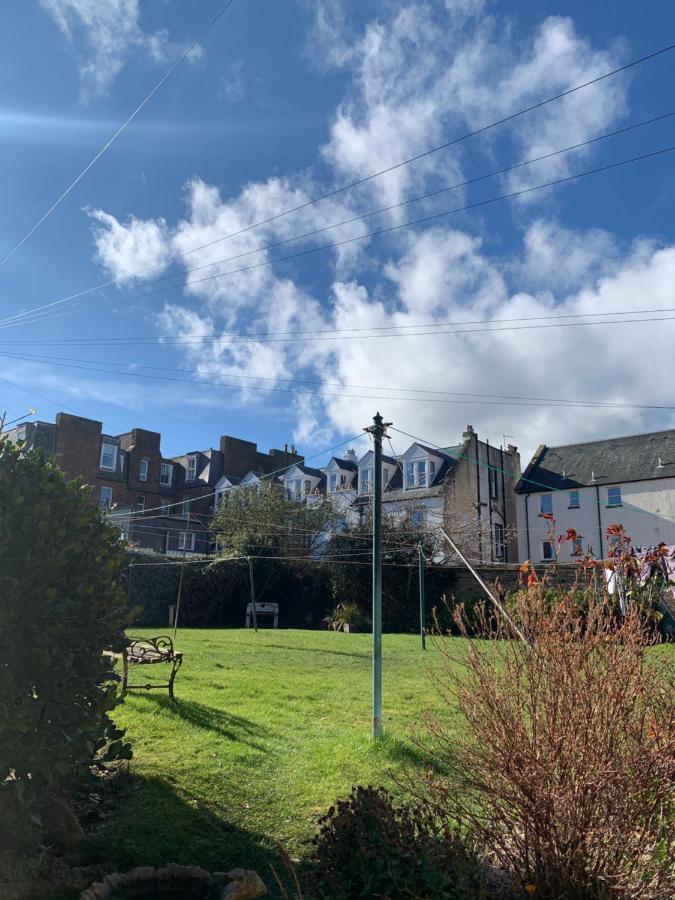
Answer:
[
  {"left": 405, "top": 459, "right": 428, "bottom": 489},
  {"left": 360, "top": 467, "right": 373, "bottom": 494},
  {"left": 100, "top": 441, "right": 117, "bottom": 471},
  {"left": 160, "top": 462, "right": 173, "bottom": 486},
  {"left": 329, "top": 473, "right": 338, "bottom": 492},
  {"left": 187, "top": 455, "right": 197, "bottom": 481}
]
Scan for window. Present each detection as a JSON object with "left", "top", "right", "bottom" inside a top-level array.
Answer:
[
  {"left": 360, "top": 467, "right": 373, "bottom": 494},
  {"left": 571, "top": 537, "right": 583, "bottom": 556},
  {"left": 406, "top": 460, "right": 429, "bottom": 489},
  {"left": 429, "top": 460, "right": 436, "bottom": 483},
  {"left": 136, "top": 496, "right": 145, "bottom": 513},
  {"left": 489, "top": 468, "right": 499, "bottom": 499},
  {"left": 160, "top": 498, "right": 172, "bottom": 513},
  {"left": 99, "top": 441, "right": 117, "bottom": 471},
  {"left": 607, "top": 486, "right": 622, "bottom": 507},
  {"left": 539, "top": 494, "right": 553, "bottom": 515},
  {"left": 187, "top": 455, "right": 197, "bottom": 481},
  {"left": 181, "top": 495, "right": 190, "bottom": 516},
  {"left": 178, "top": 531, "right": 196, "bottom": 551},
  {"left": 303, "top": 479, "right": 312, "bottom": 496},
  {"left": 541, "top": 540, "right": 555, "bottom": 561},
  {"left": 160, "top": 462, "right": 173, "bottom": 486},
  {"left": 568, "top": 490, "right": 580, "bottom": 508},
  {"left": 494, "top": 523, "right": 505, "bottom": 560},
  {"left": 99, "top": 486, "right": 113, "bottom": 510},
  {"left": 329, "top": 473, "right": 338, "bottom": 492},
  {"left": 139, "top": 458, "right": 149, "bottom": 482}
]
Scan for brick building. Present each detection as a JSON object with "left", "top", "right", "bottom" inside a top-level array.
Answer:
[{"left": 5, "top": 413, "right": 302, "bottom": 555}]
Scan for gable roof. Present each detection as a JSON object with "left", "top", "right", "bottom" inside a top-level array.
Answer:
[
  {"left": 284, "top": 463, "right": 324, "bottom": 480},
  {"left": 327, "top": 456, "right": 358, "bottom": 472},
  {"left": 516, "top": 429, "right": 675, "bottom": 494}
]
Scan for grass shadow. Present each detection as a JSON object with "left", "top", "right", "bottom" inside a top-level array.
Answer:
[
  {"left": 262, "top": 642, "right": 370, "bottom": 660},
  {"left": 132, "top": 694, "right": 270, "bottom": 751},
  {"left": 76, "top": 771, "right": 295, "bottom": 898}
]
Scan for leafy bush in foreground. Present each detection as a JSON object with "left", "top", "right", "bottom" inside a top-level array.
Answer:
[
  {"left": 308, "top": 785, "right": 479, "bottom": 899},
  {"left": 425, "top": 589, "right": 675, "bottom": 899},
  {"left": 0, "top": 441, "right": 132, "bottom": 849}
]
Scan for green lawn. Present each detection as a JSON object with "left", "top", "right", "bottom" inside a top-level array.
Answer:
[{"left": 82, "top": 629, "right": 466, "bottom": 882}]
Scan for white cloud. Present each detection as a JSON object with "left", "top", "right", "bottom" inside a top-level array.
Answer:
[
  {"left": 40, "top": 0, "right": 202, "bottom": 98},
  {"left": 88, "top": 209, "right": 172, "bottom": 283},
  {"left": 84, "top": 1, "right": 674, "bottom": 458}
]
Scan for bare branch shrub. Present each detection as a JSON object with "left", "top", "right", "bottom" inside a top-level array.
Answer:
[{"left": 423, "top": 589, "right": 674, "bottom": 899}]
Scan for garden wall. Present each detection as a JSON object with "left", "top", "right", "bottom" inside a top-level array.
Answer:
[{"left": 123, "top": 551, "right": 579, "bottom": 633}]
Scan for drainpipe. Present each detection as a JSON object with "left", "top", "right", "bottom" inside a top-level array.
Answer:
[
  {"left": 500, "top": 446, "right": 507, "bottom": 562},
  {"left": 486, "top": 438, "right": 494, "bottom": 562},
  {"left": 475, "top": 432, "right": 483, "bottom": 561},
  {"left": 525, "top": 494, "right": 531, "bottom": 560},
  {"left": 595, "top": 484, "right": 604, "bottom": 559}
]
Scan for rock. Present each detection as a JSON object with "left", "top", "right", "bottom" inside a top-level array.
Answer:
[{"left": 221, "top": 868, "right": 267, "bottom": 899}]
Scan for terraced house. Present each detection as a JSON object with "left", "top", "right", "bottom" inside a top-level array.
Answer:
[
  {"left": 281, "top": 425, "right": 521, "bottom": 563},
  {"left": 5, "top": 413, "right": 302, "bottom": 556}
]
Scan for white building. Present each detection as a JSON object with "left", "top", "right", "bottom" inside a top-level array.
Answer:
[{"left": 515, "top": 429, "right": 675, "bottom": 563}]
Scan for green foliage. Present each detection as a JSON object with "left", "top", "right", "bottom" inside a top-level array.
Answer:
[
  {"left": 212, "top": 481, "right": 336, "bottom": 558},
  {"left": 0, "top": 441, "right": 132, "bottom": 848},
  {"left": 309, "top": 785, "right": 478, "bottom": 899},
  {"left": 326, "top": 600, "right": 369, "bottom": 631}
]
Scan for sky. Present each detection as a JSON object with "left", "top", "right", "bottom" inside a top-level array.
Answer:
[{"left": 1, "top": 0, "right": 675, "bottom": 466}]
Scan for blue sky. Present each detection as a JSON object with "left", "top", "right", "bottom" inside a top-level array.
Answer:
[{"left": 1, "top": 0, "right": 675, "bottom": 464}]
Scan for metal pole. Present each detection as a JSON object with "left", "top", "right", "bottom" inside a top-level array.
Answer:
[
  {"left": 172, "top": 562, "right": 184, "bottom": 644},
  {"left": 247, "top": 557, "right": 258, "bottom": 632},
  {"left": 367, "top": 411, "right": 390, "bottom": 738},
  {"left": 418, "top": 543, "right": 426, "bottom": 650}
]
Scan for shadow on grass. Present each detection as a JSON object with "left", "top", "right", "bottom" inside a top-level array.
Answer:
[
  {"left": 77, "top": 771, "right": 295, "bottom": 898},
  {"left": 371, "top": 732, "right": 450, "bottom": 774},
  {"left": 133, "top": 694, "right": 270, "bottom": 751},
  {"left": 262, "top": 642, "right": 370, "bottom": 660}
]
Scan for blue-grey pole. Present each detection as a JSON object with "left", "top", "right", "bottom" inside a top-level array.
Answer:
[
  {"left": 418, "top": 543, "right": 426, "bottom": 650},
  {"left": 370, "top": 411, "right": 386, "bottom": 738}
]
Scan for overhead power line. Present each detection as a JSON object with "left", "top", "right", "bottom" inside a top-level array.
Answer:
[
  {"left": 0, "top": 0, "right": 237, "bottom": 270},
  {"left": 2, "top": 343, "right": 675, "bottom": 411},
  {"left": 2, "top": 111, "right": 675, "bottom": 331}
]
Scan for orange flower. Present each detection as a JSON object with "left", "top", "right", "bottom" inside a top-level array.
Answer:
[
  {"left": 519, "top": 560, "right": 531, "bottom": 575},
  {"left": 527, "top": 573, "right": 539, "bottom": 587},
  {"left": 524, "top": 885, "right": 537, "bottom": 895}
]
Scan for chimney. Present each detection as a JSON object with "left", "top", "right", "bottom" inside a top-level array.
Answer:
[
  {"left": 462, "top": 425, "right": 475, "bottom": 440},
  {"left": 284, "top": 443, "right": 288, "bottom": 452},
  {"left": 344, "top": 448, "right": 357, "bottom": 460},
  {"left": 507, "top": 443, "right": 518, "bottom": 454}
]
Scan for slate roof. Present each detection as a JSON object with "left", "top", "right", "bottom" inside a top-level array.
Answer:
[
  {"left": 516, "top": 429, "right": 675, "bottom": 494},
  {"left": 289, "top": 463, "right": 324, "bottom": 479},
  {"left": 330, "top": 456, "right": 358, "bottom": 472}
]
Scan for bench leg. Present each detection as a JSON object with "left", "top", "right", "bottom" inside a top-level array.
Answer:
[{"left": 168, "top": 656, "right": 183, "bottom": 701}]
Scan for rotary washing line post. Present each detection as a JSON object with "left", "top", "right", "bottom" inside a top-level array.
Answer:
[
  {"left": 366, "top": 411, "right": 391, "bottom": 738},
  {"left": 418, "top": 543, "right": 426, "bottom": 650}
]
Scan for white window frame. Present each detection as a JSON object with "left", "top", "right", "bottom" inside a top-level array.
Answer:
[
  {"left": 186, "top": 455, "right": 197, "bottom": 481},
  {"left": 568, "top": 490, "right": 580, "bottom": 508},
  {"left": 160, "top": 462, "right": 173, "bottom": 486},
  {"left": 541, "top": 540, "right": 554, "bottom": 561},
  {"left": 428, "top": 460, "right": 436, "bottom": 483},
  {"left": 360, "top": 466, "right": 373, "bottom": 494},
  {"left": 99, "top": 441, "right": 117, "bottom": 471},
  {"left": 181, "top": 495, "right": 190, "bottom": 517},
  {"left": 539, "top": 494, "right": 553, "bottom": 515},
  {"left": 607, "top": 486, "right": 622, "bottom": 507},
  {"left": 139, "top": 458, "right": 149, "bottom": 482},
  {"left": 160, "top": 498, "right": 172, "bottom": 513},
  {"left": 405, "top": 461, "right": 414, "bottom": 489},
  {"left": 100, "top": 486, "right": 113, "bottom": 510},
  {"left": 329, "top": 472, "right": 338, "bottom": 493},
  {"left": 494, "top": 523, "right": 505, "bottom": 560},
  {"left": 416, "top": 460, "right": 427, "bottom": 487},
  {"left": 178, "top": 531, "right": 196, "bottom": 551}
]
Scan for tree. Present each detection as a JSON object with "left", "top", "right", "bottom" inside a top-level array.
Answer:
[
  {"left": 0, "top": 440, "right": 132, "bottom": 849},
  {"left": 212, "top": 481, "right": 337, "bottom": 559}
]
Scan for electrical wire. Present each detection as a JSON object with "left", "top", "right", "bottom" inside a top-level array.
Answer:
[
  {"left": 0, "top": 0, "right": 237, "bottom": 269},
  {"left": 3, "top": 138, "right": 675, "bottom": 332},
  {"left": 3, "top": 345, "right": 675, "bottom": 413}
]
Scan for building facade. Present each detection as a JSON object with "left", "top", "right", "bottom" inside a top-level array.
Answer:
[
  {"left": 515, "top": 429, "right": 675, "bottom": 563},
  {"left": 5, "top": 413, "right": 302, "bottom": 556}
]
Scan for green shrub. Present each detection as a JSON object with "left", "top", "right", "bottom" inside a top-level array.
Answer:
[
  {"left": 0, "top": 442, "right": 132, "bottom": 848},
  {"left": 309, "top": 785, "right": 479, "bottom": 899}
]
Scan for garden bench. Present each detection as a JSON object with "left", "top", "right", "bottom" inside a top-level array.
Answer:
[
  {"left": 121, "top": 635, "right": 183, "bottom": 701},
  {"left": 245, "top": 602, "right": 279, "bottom": 628}
]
